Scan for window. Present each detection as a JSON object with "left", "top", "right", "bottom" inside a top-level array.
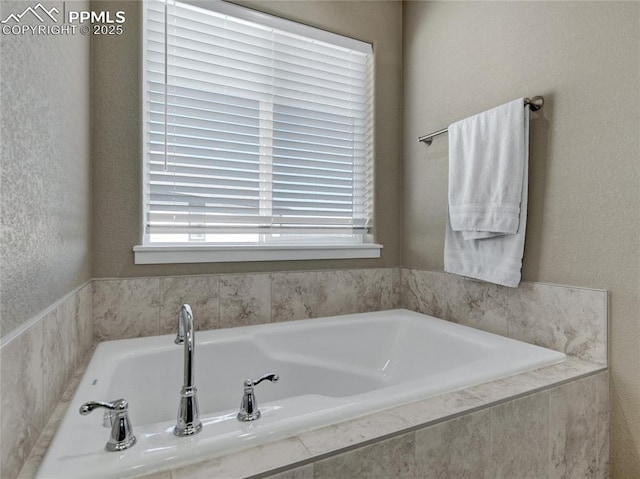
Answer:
[{"left": 136, "top": 0, "right": 379, "bottom": 263}]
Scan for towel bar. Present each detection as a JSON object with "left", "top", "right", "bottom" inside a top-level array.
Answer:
[{"left": 418, "top": 96, "right": 544, "bottom": 145}]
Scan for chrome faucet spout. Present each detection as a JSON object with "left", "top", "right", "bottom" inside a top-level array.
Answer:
[
  {"left": 176, "top": 304, "right": 195, "bottom": 388},
  {"left": 174, "top": 304, "right": 202, "bottom": 436}
]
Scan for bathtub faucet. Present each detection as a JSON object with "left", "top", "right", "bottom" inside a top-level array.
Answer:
[
  {"left": 79, "top": 399, "right": 136, "bottom": 452},
  {"left": 174, "top": 304, "right": 203, "bottom": 436},
  {"left": 237, "top": 373, "right": 279, "bottom": 422}
]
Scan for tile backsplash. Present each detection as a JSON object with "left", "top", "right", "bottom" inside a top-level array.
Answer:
[
  {"left": 1, "top": 283, "right": 93, "bottom": 479},
  {"left": 92, "top": 267, "right": 606, "bottom": 364},
  {"left": 401, "top": 268, "right": 607, "bottom": 364},
  {"left": 93, "top": 268, "right": 401, "bottom": 342},
  {"left": 1, "top": 266, "right": 607, "bottom": 478}
]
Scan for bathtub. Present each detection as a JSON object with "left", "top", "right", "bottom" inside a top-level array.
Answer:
[{"left": 37, "top": 309, "right": 565, "bottom": 478}]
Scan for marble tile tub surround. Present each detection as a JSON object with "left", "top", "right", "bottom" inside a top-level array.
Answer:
[
  {"left": 15, "top": 262, "right": 608, "bottom": 478},
  {"left": 20, "top": 353, "right": 606, "bottom": 479},
  {"left": 401, "top": 268, "right": 608, "bottom": 364},
  {"left": 132, "top": 366, "right": 608, "bottom": 478},
  {"left": 93, "top": 268, "right": 401, "bottom": 342},
  {"left": 93, "top": 267, "right": 607, "bottom": 365},
  {"left": 0, "top": 282, "right": 93, "bottom": 479}
]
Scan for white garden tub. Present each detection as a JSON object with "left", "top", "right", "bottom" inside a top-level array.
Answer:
[{"left": 37, "top": 309, "right": 565, "bottom": 478}]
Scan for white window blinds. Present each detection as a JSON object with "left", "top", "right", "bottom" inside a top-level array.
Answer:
[{"left": 144, "top": 0, "right": 374, "bottom": 243}]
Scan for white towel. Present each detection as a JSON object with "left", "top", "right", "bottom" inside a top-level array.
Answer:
[
  {"left": 444, "top": 99, "right": 529, "bottom": 288},
  {"left": 448, "top": 98, "right": 526, "bottom": 239}
]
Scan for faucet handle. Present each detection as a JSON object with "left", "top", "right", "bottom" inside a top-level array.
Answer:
[
  {"left": 246, "top": 373, "right": 279, "bottom": 388},
  {"left": 79, "top": 399, "right": 137, "bottom": 452},
  {"left": 237, "top": 372, "right": 279, "bottom": 422}
]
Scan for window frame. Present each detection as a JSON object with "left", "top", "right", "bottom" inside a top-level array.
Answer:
[{"left": 135, "top": 0, "right": 380, "bottom": 264}]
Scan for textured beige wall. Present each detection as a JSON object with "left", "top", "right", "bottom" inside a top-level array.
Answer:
[
  {"left": 91, "top": 0, "right": 403, "bottom": 278},
  {"left": 0, "top": 0, "right": 91, "bottom": 338},
  {"left": 402, "top": 1, "right": 640, "bottom": 476}
]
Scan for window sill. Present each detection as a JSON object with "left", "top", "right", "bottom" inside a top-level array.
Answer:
[{"left": 133, "top": 243, "right": 382, "bottom": 265}]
